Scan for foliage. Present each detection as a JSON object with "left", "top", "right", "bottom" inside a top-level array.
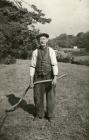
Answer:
[
  {"left": 48, "top": 34, "right": 75, "bottom": 49},
  {"left": 0, "top": 55, "right": 16, "bottom": 64},
  {"left": 56, "top": 50, "right": 74, "bottom": 63},
  {"left": 71, "top": 57, "right": 89, "bottom": 66},
  {"left": 0, "top": 0, "right": 51, "bottom": 63},
  {"left": 75, "top": 31, "right": 89, "bottom": 51},
  {"left": 49, "top": 31, "right": 89, "bottom": 51}
]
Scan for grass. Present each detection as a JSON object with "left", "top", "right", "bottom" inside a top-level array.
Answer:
[{"left": 0, "top": 60, "right": 89, "bottom": 140}]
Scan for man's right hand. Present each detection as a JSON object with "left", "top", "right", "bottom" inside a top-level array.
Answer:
[{"left": 30, "top": 76, "right": 34, "bottom": 88}]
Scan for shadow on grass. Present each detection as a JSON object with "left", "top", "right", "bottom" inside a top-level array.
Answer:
[{"left": 6, "top": 94, "right": 35, "bottom": 116}]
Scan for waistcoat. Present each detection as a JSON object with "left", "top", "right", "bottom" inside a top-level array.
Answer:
[{"left": 35, "top": 47, "right": 52, "bottom": 76}]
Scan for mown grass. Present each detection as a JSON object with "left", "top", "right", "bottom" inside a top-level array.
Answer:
[{"left": 0, "top": 60, "right": 89, "bottom": 140}]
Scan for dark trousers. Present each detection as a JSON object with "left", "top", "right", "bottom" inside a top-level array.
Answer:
[{"left": 33, "top": 74, "right": 55, "bottom": 118}]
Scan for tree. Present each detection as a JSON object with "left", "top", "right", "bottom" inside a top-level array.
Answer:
[
  {"left": 48, "top": 33, "right": 75, "bottom": 49},
  {"left": 75, "top": 32, "right": 84, "bottom": 48},
  {"left": 75, "top": 32, "right": 89, "bottom": 50},
  {"left": 0, "top": 0, "right": 51, "bottom": 60},
  {"left": 83, "top": 32, "right": 89, "bottom": 51}
]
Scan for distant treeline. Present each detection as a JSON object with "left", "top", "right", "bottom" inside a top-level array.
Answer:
[{"left": 48, "top": 32, "right": 89, "bottom": 51}]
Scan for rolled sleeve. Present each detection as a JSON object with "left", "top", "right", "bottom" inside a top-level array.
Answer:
[
  {"left": 53, "top": 65, "right": 58, "bottom": 76},
  {"left": 30, "top": 49, "right": 37, "bottom": 77},
  {"left": 49, "top": 48, "right": 58, "bottom": 76}
]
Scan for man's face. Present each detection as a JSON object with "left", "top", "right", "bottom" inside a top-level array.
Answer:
[{"left": 39, "top": 36, "right": 48, "bottom": 47}]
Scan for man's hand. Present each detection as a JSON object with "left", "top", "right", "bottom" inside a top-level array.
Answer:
[
  {"left": 52, "top": 75, "right": 57, "bottom": 87},
  {"left": 30, "top": 76, "right": 34, "bottom": 88}
]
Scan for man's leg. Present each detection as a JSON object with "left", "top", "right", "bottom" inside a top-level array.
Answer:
[
  {"left": 45, "top": 83, "right": 56, "bottom": 119},
  {"left": 33, "top": 83, "right": 45, "bottom": 118}
]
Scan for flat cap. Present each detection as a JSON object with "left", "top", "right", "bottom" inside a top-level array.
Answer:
[{"left": 36, "top": 33, "right": 49, "bottom": 40}]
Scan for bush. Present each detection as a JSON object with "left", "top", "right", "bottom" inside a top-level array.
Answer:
[
  {"left": 71, "top": 59, "right": 89, "bottom": 66},
  {"left": 72, "top": 49, "right": 88, "bottom": 56},
  {"left": 56, "top": 50, "right": 74, "bottom": 63},
  {"left": 0, "top": 55, "right": 16, "bottom": 64}
]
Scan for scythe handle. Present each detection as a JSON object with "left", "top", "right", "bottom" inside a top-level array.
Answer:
[{"left": 34, "top": 73, "right": 67, "bottom": 85}]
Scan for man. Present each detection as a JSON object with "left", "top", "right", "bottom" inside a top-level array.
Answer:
[{"left": 30, "top": 33, "right": 58, "bottom": 122}]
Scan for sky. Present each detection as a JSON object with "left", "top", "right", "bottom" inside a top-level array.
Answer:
[{"left": 15, "top": 0, "right": 89, "bottom": 38}]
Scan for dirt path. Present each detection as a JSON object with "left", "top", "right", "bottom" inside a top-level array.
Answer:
[{"left": 0, "top": 61, "right": 89, "bottom": 140}]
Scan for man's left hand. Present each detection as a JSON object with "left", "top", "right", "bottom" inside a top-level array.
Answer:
[{"left": 52, "top": 76, "right": 57, "bottom": 87}]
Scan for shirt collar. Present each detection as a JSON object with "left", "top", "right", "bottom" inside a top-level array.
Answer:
[{"left": 39, "top": 45, "right": 48, "bottom": 50}]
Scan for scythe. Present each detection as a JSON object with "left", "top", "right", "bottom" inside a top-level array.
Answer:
[
  {"left": 5, "top": 73, "right": 67, "bottom": 112},
  {"left": 0, "top": 73, "right": 67, "bottom": 132}
]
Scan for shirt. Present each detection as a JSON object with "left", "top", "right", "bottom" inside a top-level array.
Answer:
[{"left": 30, "top": 47, "right": 58, "bottom": 77}]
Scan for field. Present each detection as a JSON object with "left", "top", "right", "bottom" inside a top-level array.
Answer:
[{"left": 0, "top": 60, "right": 89, "bottom": 140}]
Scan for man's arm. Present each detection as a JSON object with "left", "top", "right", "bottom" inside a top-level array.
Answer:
[
  {"left": 30, "top": 49, "right": 37, "bottom": 87},
  {"left": 49, "top": 48, "right": 58, "bottom": 86}
]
